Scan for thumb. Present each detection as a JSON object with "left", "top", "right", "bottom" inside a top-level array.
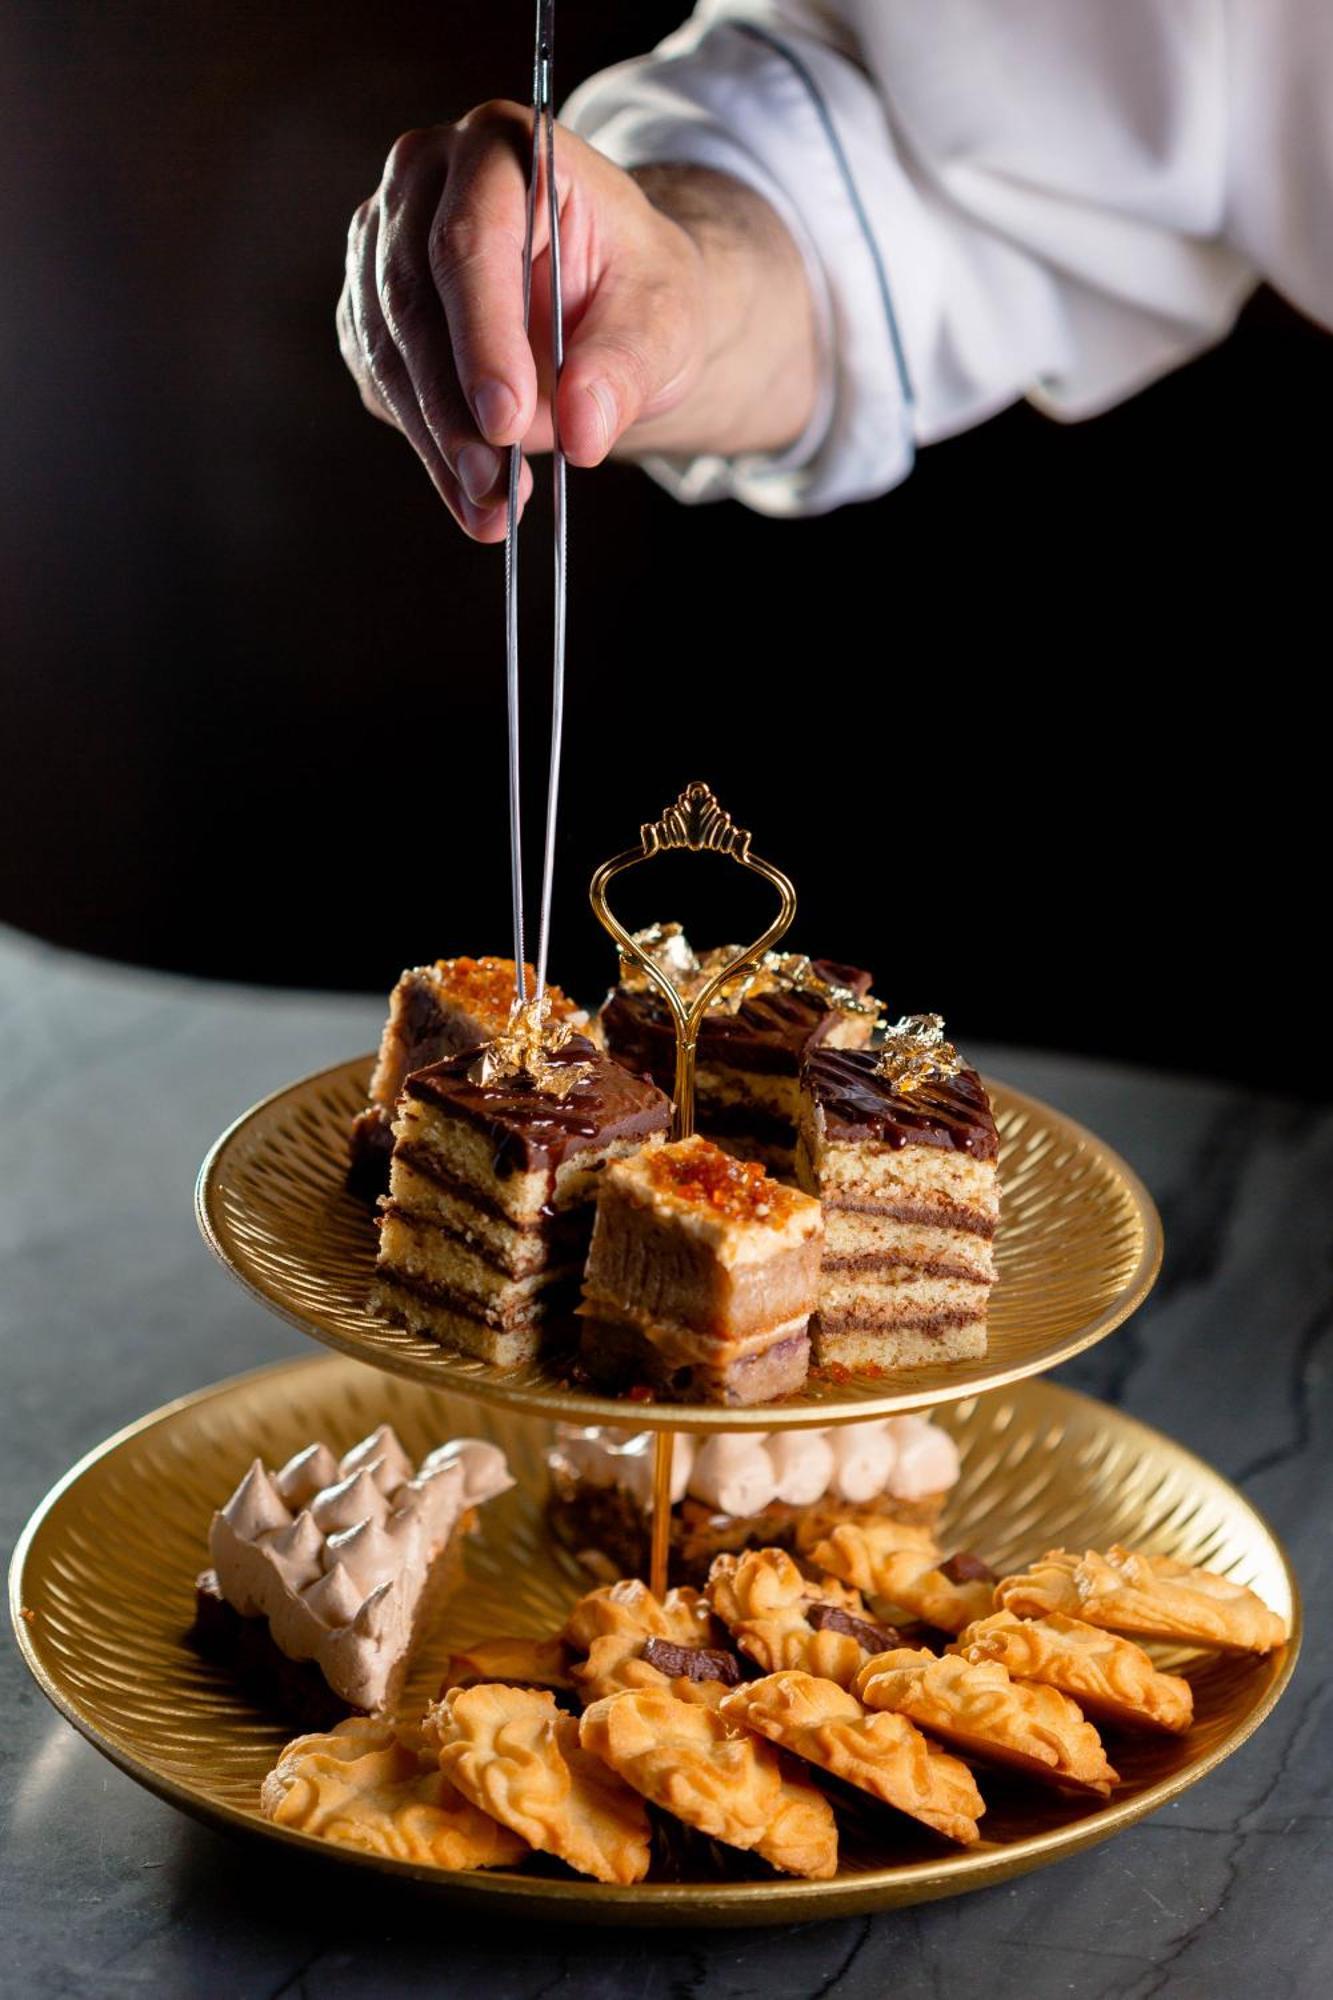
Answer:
[{"left": 556, "top": 266, "right": 697, "bottom": 467}]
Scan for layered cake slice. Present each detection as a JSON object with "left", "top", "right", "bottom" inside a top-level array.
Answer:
[
  {"left": 599, "top": 925, "right": 879, "bottom": 1176},
  {"left": 374, "top": 1036, "right": 671, "bottom": 1366},
  {"left": 548, "top": 1414, "right": 962, "bottom": 1586},
  {"left": 348, "top": 956, "right": 585, "bottom": 1199},
  {"left": 797, "top": 1018, "right": 999, "bottom": 1370},
  {"left": 192, "top": 1425, "right": 512, "bottom": 1727},
  {"left": 578, "top": 1134, "right": 822, "bottom": 1404}
]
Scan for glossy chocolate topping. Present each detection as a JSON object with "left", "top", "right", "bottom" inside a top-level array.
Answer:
[
  {"left": 803, "top": 1047, "right": 998, "bottom": 1159},
  {"left": 404, "top": 1036, "right": 671, "bottom": 1175},
  {"left": 602, "top": 958, "right": 874, "bottom": 1080}
]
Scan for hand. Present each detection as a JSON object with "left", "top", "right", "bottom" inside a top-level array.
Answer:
[{"left": 338, "top": 103, "right": 818, "bottom": 540}]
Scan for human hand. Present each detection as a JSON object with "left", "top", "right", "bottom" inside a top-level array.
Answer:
[{"left": 337, "top": 102, "right": 711, "bottom": 541}]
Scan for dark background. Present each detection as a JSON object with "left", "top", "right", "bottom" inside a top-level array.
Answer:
[{"left": 2, "top": 3, "right": 1323, "bottom": 1092}]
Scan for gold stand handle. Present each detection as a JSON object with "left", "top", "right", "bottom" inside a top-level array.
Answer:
[
  {"left": 592, "top": 783, "right": 799, "bottom": 1595},
  {"left": 588, "top": 781, "right": 797, "bottom": 1139}
]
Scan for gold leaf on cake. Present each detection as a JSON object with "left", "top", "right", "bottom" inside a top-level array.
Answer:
[
  {"left": 875, "top": 1015, "right": 963, "bottom": 1093},
  {"left": 469, "top": 994, "right": 594, "bottom": 1099},
  {"left": 619, "top": 929, "right": 876, "bottom": 1021}
]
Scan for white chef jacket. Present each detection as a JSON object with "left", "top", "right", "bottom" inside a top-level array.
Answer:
[{"left": 565, "top": 0, "right": 1332, "bottom": 516}]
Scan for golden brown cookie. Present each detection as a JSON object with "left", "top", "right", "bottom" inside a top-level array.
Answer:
[
  {"left": 259, "top": 1716, "right": 527, "bottom": 1869},
  {"left": 854, "top": 1647, "right": 1117, "bottom": 1795},
  {"left": 706, "top": 1547, "right": 898, "bottom": 1687},
  {"left": 719, "top": 1670, "right": 984, "bottom": 1845},
  {"left": 442, "top": 1634, "right": 574, "bottom": 1693},
  {"left": 562, "top": 1578, "right": 721, "bottom": 1703},
  {"left": 580, "top": 1685, "right": 838, "bottom": 1879},
  {"left": 953, "top": 1611, "right": 1194, "bottom": 1734},
  {"left": 808, "top": 1519, "right": 993, "bottom": 1634},
  {"left": 994, "top": 1546, "right": 1288, "bottom": 1655},
  {"left": 428, "top": 1683, "right": 651, "bottom": 1883}
]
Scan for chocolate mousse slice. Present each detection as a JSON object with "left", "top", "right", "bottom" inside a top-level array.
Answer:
[{"left": 191, "top": 1425, "right": 513, "bottom": 1728}]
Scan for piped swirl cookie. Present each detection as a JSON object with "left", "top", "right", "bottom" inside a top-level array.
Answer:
[
  {"left": 854, "top": 1647, "right": 1118, "bottom": 1795},
  {"left": 994, "top": 1546, "right": 1288, "bottom": 1655},
  {"left": 952, "top": 1611, "right": 1194, "bottom": 1734},
  {"left": 807, "top": 1519, "right": 995, "bottom": 1633},
  {"left": 561, "top": 1578, "right": 732, "bottom": 1703},
  {"left": 719, "top": 1670, "right": 984, "bottom": 1846},
  {"left": 580, "top": 1684, "right": 838, "bottom": 1879},
  {"left": 427, "top": 1683, "right": 651, "bottom": 1883},
  {"left": 706, "top": 1547, "right": 900, "bottom": 1686},
  {"left": 259, "top": 1716, "right": 528, "bottom": 1869}
]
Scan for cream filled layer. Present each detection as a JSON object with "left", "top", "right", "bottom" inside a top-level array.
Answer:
[
  {"left": 822, "top": 1211, "right": 995, "bottom": 1284},
  {"left": 371, "top": 1280, "right": 547, "bottom": 1368},
  {"left": 388, "top": 1099, "right": 655, "bottom": 1225},
  {"left": 208, "top": 1428, "right": 512, "bottom": 1710},
  {"left": 818, "top": 1272, "right": 991, "bottom": 1321},
  {"left": 377, "top": 1205, "right": 579, "bottom": 1310}
]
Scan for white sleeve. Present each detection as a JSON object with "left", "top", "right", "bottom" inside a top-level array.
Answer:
[{"left": 564, "top": 0, "right": 1290, "bottom": 518}]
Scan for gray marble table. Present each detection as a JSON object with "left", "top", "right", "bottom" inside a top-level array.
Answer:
[{"left": 2, "top": 924, "right": 1329, "bottom": 2000}]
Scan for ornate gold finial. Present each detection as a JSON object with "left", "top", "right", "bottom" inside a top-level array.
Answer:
[
  {"left": 469, "top": 993, "right": 594, "bottom": 1099},
  {"left": 875, "top": 1013, "right": 963, "bottom": 1093},
  {"left": 640, "top": 782, "right": 752, "bottom": 860},
  {"left": 591, "top": 785, "right": 796, "bottom": 1139}
]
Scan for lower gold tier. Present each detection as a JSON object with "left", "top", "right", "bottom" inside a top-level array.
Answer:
[{"left": 11, "top": 1355, "right": 1298, "bottom": 1924}]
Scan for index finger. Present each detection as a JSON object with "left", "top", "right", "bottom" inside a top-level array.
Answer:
[{"left": 431, "top": 101, "right": 541, "bottom": 447}]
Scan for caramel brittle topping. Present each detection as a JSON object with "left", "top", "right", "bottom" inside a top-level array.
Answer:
[{"left": 645, "top": 1140, "right": 800, "bottom": 1226}]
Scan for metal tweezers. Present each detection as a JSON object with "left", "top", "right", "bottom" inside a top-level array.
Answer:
[{"left": 504, "top": 0, "right": 565, "bottom": 1010}]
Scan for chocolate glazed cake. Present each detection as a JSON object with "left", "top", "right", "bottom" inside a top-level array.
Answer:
[
  {"left": 599, "top": 939, "right": 878, "bottom": 1177},
  {"left": 797, "top": 1048, "right": 999, "bottom": 1369},
  {"left": 348, "top": 957, "right": 585, "bottom": 1200},
  {"left": 374, "top": 1037, "right": 672, "bottom": 1366}
]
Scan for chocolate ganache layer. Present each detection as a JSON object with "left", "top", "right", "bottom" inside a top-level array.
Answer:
[
  {"left": 403, "top": 1037, "right": 671, "bottom": 1177},
  {"left": 803, "top": 1049, "right": 999, "bottom": 1160},
  {"left": 602, "top": 959, "right": 874, "bottom": 1082}
]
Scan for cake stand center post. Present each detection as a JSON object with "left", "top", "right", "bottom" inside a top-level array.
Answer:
[
  {"left": 588, "top": 780, "right": 798, "bottom": 1142},
  {"left": 649, "top": 1429, "right": 676, "bottom": 1598}
]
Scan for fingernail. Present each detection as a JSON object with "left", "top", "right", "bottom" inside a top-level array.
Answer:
[
  {"left": 458, "top": 442, "right": 502, "bottom": 504},
  {"left": 585, "top": 380, "right": 617, "bottom": 454},
  {"left": 473, "top": 379, "right": 516, "bottom": 441}
]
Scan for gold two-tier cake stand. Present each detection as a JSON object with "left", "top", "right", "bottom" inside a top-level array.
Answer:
[{"left": 10, "top": 785, "right": 1300, "bottom": 1924}]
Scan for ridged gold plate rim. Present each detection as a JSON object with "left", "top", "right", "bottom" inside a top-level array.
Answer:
[
  {"left": 194, "top": 1058, "right": 1162, "bottom": 1429},
  {"left": 11, "top": 1356, "right": 1298, "bottom": 1925}
]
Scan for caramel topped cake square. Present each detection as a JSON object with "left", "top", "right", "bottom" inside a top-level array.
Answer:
[
  {"left": 798, "top": 1029, "right": 998, "bottom": 1371},
  {"left": 349, "top": 957, "right": 585, "bottom": 1198},
  {"left": 599, "top": 927, "right": 878, "bottom": 1176},
  {"left": 578, "top": 1135, "right": 822, "bottom": 1404},
  {"left": 375, "top": 1037, "right": 671, "bottom": 1367}
]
